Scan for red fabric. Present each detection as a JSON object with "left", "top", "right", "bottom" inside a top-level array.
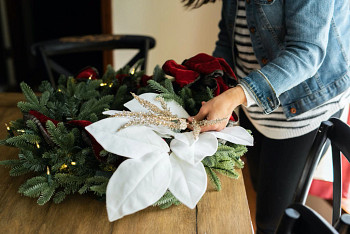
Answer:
[
  {"left": 309, "top": 155, "right": 350, "bottom": 200},
  {"left": 309, "top": 180, "right": 333, "bottom": 199},
  {"left": 76, "top": 67, "right": 99, "bottom": 80},
  {"left": 183, "top": 53, "right": 236, "bottom": 79},
  {"left": 162, "top": 53, "right": 237, "bottom": 92},
  {"left": 214, "top": 76, "right": 229, "bottom": 96},
  {"left": 162, "top": 53, "right": 238, "bottom": 122},
  {"left": 162, "top": 60, "right": 199, "bottom": 87},
  {"left": 29, "top": 110, "right": 59, "bottom": 126},
  {"left": 140, "top": 75, "right": 152, "bottom": 87}
]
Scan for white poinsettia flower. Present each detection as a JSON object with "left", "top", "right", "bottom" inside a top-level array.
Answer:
[{"left": 85, "top": 93, "right": 253, "bottom": 222}]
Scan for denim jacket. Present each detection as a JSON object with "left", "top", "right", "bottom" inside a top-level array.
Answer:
[{"left": 213, "top": 0, "right": 350, "bottom": 119}]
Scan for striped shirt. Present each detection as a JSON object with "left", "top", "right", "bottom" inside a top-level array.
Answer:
[{"left": 234, "top": 0, "right": 350, "bottom": 139}]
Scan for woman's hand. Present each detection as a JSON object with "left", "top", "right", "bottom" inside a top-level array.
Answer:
[{"left": 188, "top": 86, "right": 247, "bottom": 132}]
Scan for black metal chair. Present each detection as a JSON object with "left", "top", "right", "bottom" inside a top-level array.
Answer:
[
  {"left": 276, "top": 117, "right": 350, "bottom": 234},
  {"left": 31, "top": 34, "right": 156, "bottom": 87}
]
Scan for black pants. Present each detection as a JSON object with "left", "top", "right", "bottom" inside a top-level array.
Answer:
[{"left": 239, "top": 108, "right": 341, "bottom": 234}]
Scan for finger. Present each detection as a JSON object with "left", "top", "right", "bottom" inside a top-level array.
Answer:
[
  {"left": 201, "top": 101, "right": 206, "bottom": 105},
  {"left": 193, "top": 108, "right": 208, "bottom": 122},
  {"left": 200, "top": 118, "right": 229, "bottom": 132},
  {"left": 187, "top": 117, "right": 194, "bottom": 130}
]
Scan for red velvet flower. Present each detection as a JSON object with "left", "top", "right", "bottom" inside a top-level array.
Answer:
[
  {"left": 76, "top": 67, "right": 99, "bottom": 80},
  {"left": 140, "top": 75, "right": 152, "bottom": 87},
  {"left": 162, "top": 53, "right": 237, "bottom": 96}
]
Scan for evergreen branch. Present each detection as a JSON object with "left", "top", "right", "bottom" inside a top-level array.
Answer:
[
  {"left": 153, "top": 190, "right": 181, "bottom": 209},
  {"left": 20, "top": 182, "right": 49, "bottom": 198},
  {"left": 37, "top": 186, "right": 56, "bottom": 205},
  {"left": 26, "top": 120, "right": 39, "bottom": 133},
  {"left": 40, "top": 91, "right": 51, "bottom": 106},
  {"left": 9, "top": 165, "right": 32, "bottom": 176},
  {"left": 152, "top": 65, "right": 165, "bottom": 82},
  {"left": 214, "top": 168, "right": 239, "bottom": 179},
  {"left": 205, "top": 167, "right": 221, "bottom": 191},
  {"left": 0, "top": 159, "right": 21, "bottom": 168},
  {"left": 19, "top": 176, "right": 47, "bottom": 190},
  {"left": 53, "top": 190, "right": 66, "bottom": 204},
  {"left": 89, "top": 183, "right": 107, "bottom": 196},
  {"left": 147, "top": 80, "right": 169, "bottom": 94},
  {"left": 78, "top": 95, "right": 113, "bottom": 120},
  {"left": 86, "top": 176, "right": 109, "bottom": 184},
  {"left": 111, "top": 84, "right": 128, "bottom": 110},
  {"left": 20, "top": 82, "right": 40, "bottom": 106},
  {"left": 164, "top": 78, "right": 175, "bottom": 94},
  {"left": 6, "top": 134, "right": 41, "bottom": 145},
  {"left": 78, "top": 184, "right": 89, "bottom": 195},
  {"left": 9, "top": 119, "right": 26, "bottom": 130}
]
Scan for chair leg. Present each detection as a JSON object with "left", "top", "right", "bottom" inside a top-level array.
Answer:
[{"left": 276, "top": 208, "right": 300, "bottom": 234}]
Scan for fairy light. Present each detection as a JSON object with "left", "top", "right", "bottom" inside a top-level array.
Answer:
[
  {"left": 100, "top": 83, "right": 107, "bottom": 87},
  {"left": 71, "top": 162, "right": 76, "bottom": 166},
  {"left": 5, "top": 123, "right": 10, "bottom": 131},
  {"left": 60, "top": 164, "right": 68, "bottom": 170},
  {"left": 36, "top": 141, "right": 40, "bottom": 149},
  {"left": 130, "top": 68, "right": 135, "bottom": 75},
  {"left": 109, "top": 83, "right": 113, "bottom": 88},
  {"left": 17, "top": 129, "right": 25, "bottom": 133},
  {"left": 46, "top": 166, "right": 51, "bottom": 175},
  {"left": 88, "top": 75, "right": 93, "bottom": 80},
  {"left": 58, "top": 89, "right": 62, "bottom": 92}
]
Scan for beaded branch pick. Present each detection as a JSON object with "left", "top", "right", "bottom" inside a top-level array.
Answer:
[{"left": 110, "top": 93, "right": 227, "bottom": 139}]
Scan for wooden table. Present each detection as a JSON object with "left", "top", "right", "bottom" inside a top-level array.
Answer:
[{"left": 0, "top": 93, "right": 253, "bottom": 234}]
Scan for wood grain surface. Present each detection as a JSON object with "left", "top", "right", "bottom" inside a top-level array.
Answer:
[{"left": 0, "top": 93, "right": 252, "bottom": 234}]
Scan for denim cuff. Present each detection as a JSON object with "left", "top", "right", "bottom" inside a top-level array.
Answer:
[{"left": 240, "top": 70, "right": 280, "bottom": 114}]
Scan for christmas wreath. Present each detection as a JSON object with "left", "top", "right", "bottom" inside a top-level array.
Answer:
[{"left": 0, "top": 53, "right": 253, "bottom": 221}]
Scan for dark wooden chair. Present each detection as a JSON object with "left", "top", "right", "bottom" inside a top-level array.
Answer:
[
  {"left": 276, "top": 117, "right": 350, "bottom": 234},
  {"left": 31, "top": 34, "right": 156, "bottom": 87}
]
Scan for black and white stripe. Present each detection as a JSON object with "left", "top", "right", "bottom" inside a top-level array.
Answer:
[
  {"left": 234, "top": 0, "right": 350, "bottom": 139},
  {"left": 234, "top": 0, "right": 260, "bottom": 78}
]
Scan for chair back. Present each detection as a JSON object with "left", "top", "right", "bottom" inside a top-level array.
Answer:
[
  {"left": 31, "top": 34, "right": 156, "bottom": 87},
  {"left": 276, "top": 117, "right": 350, "bottom": 234}
]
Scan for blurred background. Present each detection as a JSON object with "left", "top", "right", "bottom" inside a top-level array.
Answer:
[{"left": 0, "top": 0, "right": 220, "bottom": 92}]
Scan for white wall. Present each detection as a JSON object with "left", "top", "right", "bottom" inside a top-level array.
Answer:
[{"left": 112, "top": 0, "right": 221, "bottom": 74}]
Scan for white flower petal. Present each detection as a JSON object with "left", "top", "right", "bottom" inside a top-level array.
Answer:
[
  {"left": 102, "top": 110, "right": 123, "bottom": 116},
  {"left": 106, "top": 152, "right": 171, "bottom": 222},
  {"left": 209, "top": 126, "right": 253, "bottom": 146},
  {"left": 124, "top": 93, "right": 190, "bottom": 118},
  {"left": 85, "top": 117, "right": 169, "bottom": 158},
  {"left": 168, "top": 153, "right": 207, "bottom": 209},
  {"left": 171, "top": 132, "right": 218, "bottom": 165}
]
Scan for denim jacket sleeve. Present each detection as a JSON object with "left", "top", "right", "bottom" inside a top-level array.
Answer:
[{"left": 240, "top": 0, "right": 335, "bottom": 114}]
